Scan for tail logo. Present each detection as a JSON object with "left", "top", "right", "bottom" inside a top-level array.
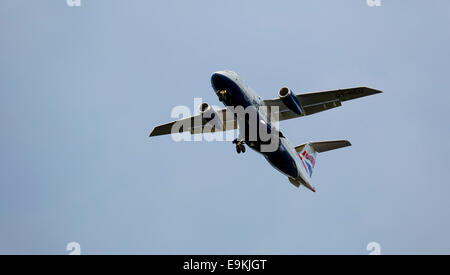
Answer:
[{"left": 298, "top": 151, "right": 315, "bottom": 177}]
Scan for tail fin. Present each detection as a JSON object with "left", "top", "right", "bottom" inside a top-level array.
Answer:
[{"left": 295, "top": 140, "right": 351, "bottom": 180}]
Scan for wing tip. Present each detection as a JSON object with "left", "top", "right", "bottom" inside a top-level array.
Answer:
[
  {"left": 149, "top": 127, "right": 158, "bottom": 137},
  {"left": 362, "top": 87, "right": 383, "bottom": 95}
]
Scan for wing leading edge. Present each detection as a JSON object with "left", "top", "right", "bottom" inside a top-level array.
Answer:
[
  {"left": 149, "top": 108, "right": 237, "bottom": 137},
  {"left": 150, "top": 87, "right": 382, "bottom": 136},
  {"left": 264, "top": 87, "right": 382, "bottom": 121}
]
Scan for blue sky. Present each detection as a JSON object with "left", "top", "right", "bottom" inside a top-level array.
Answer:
[{"left": 1, "top": 0, "right": 450, "bottom": 254}]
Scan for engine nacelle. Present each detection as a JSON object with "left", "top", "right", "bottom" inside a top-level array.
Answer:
[
  {"left": 199, "top": 103, "right": 223, "bottom": 131},
  {"left": 278, "top": 87, "right": 304, "bottom": 116}
]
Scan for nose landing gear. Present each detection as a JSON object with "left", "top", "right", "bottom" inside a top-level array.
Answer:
[
  {"left": 217, "top": 89, "right": 228, "bottom": 102},
  {"left": 233, "top": 139, "right": 246, "bottom": 154}
]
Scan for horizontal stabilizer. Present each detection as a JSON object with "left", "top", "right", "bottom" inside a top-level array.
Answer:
[{"left": 295, "top": 140, "right": 351, "bottom": 153}]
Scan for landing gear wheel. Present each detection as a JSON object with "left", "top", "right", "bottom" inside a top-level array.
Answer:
[
  {"left": 217, "top": 90, "right": 227, "bottom": 102},
  {"left": 234, "top": 139, "right": 245, "bottom": 154}
]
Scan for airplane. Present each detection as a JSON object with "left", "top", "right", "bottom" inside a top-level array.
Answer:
[{"left": 149, "top": 70, "right": 382, "bottom": 192}]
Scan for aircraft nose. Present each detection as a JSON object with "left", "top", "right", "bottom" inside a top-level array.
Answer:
[{"left": 210, "top": 72, "right": 230, "bottom": 92}]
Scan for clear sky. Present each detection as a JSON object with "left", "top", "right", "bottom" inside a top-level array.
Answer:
[{"left": 1, "top": 0, "right": 449, "bottom": 254}]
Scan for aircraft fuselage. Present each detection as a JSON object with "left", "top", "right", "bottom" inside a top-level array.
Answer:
[{"left": 210, "top": 71, "right": 312, "bottom": 190}]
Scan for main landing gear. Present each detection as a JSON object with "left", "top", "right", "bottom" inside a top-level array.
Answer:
[{"left": 233, "top": 139, "right": 246, "bottom": 154}]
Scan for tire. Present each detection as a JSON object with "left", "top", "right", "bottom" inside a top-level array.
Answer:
[
  {"left": 236, "top": 145, "right": 241, "bottom": 154},
  {"left": 241, "top": 145, "right": 246, "bottom": 153}
]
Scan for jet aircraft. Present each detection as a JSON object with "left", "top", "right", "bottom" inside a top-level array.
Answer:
[{"left": 150, "top": 71, "right": 382, "bottom": 192}]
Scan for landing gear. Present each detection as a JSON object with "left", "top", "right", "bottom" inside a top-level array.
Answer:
[
  {"left": 217, "top": 89, "right": 227, "bottom": 102},
  {"left": 233, "top": 139, "right": 246, "bottom": 154}
]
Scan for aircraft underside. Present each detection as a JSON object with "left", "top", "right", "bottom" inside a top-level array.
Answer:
[{"left": 149, "top": 70, "right": 381, "bottom": 192}]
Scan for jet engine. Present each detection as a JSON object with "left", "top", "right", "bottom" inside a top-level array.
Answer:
[
  {"left": 278, "top": 87, "right": 304, "bottom": 116},
  {"left": 199, "top": 103, "right": 223, "bottom": 131}
]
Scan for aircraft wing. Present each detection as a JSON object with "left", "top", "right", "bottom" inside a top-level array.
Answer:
[
  {"left": 149, "top": 108, "right": 237, "bottom": 137},
  {"left": 264, "top": 87, "right": 382, "bottom": 121}
]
